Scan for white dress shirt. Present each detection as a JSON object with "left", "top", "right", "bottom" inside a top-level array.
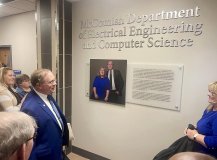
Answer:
[
  {"left": 33, "top": 88, "right": 63, "bottom": 130},
  {"left": 109, "top": 69, "right": 116, "bottom": 90}
]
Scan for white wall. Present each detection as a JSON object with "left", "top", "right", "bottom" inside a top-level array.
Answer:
[
  {"left": 71, "top": 0, "right": 217, "bottom": 159},
  {"left": 0, "top": 12, "right": 37, "bottom": 76}
]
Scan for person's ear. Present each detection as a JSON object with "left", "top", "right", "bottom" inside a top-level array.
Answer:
[
  {"left": 35, "top": 82, "right": 41, "bottom": 89},
  {"left": 16, "top": 144, "right": 25, "bottom": 160}
]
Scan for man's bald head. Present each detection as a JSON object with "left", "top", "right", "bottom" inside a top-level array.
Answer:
[{"left": 169, "top": 152, "right": 216, "bottom": 160}]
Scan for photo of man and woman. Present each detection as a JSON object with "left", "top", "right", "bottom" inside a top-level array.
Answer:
[{"left": 89, "top": 59, "right": 127, "bottom": 105}]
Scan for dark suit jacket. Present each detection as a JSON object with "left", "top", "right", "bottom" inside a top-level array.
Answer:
[
  {"left": 21, "top": 90, "right": 69, "bottom": 160},
  {"left": 107, "top": 69, "right": 124, "bottom": 95}
]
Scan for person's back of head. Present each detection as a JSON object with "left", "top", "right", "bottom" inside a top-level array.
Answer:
[
  {"left": 169, "top": 152, "right": 217, "bottom": 160},
  {"left": 0, "top": 112, "right": 37, "bottom": 160}
]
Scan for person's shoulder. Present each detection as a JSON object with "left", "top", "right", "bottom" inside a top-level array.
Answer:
[
  {"left": 114, "top": 69, "right": 121, "bottom": 72},
  {"left": 16, "top": 87, "right": 23, "bottom": 93},
  {"left": 24, "top": 90, "right": 34, "bottom": 97},
  {"left": 22, "top": 90, "right": 39, "bottom": 103},
  {"left": 95, "top": 76, "right": 101, "bottom": 80},
  {"left": 0, "top": 84, "right": 7, "bottom": 92},
  {"left": 21, "top": 92, "right": 40, "bottom": 112}
]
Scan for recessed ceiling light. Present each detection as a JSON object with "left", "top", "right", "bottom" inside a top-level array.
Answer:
[{"left": 0, "top": 3, "right": 3, "bottom": 6}]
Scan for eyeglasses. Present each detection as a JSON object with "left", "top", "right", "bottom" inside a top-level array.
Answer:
[
  {"left": 26, "top": 129, "right": 37, "bottom": 142},
  {"left": 10, "top": 129, "right": 37, "bottom": 156},
  {"left": 45, "top": 80, "right": 57, "bottom": 85}
]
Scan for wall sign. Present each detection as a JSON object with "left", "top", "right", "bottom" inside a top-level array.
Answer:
[
  {"left": 78, "top": 6, "right": 203, "bottom": 51},
  {"left": 126, "top": 63, "right": 184, "bottom": 111}
]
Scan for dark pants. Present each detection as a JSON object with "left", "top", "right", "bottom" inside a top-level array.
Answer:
[{"left": 109, "top": 90, "right": 124, "bottom": 105}]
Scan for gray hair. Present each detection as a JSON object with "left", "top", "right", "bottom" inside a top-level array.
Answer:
[
  {"left": 169, "top": 152, "right": 216, "bottom": 160},
  {"left": 0, "top": 112, "right": 37, "bottom": 160},
  {"left": 31, "top": 68, "right": 51, "bottom": 87}
]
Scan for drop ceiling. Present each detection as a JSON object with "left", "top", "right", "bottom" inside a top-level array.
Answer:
[
  {"left": 0, "top": 0, "right": 77, "bottom": 19},
  {"left": 0, "top": 0, "right": 36, "bottom": 18}
]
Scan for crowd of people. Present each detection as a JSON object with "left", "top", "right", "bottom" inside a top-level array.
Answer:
[
  {"left": 0, "top": 65, "right": 217, "bottom": 160},
  {"left": 0, "top": 67, "right": 70, "bottom": 160}
]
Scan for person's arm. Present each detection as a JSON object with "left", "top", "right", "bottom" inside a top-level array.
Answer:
[
  {"left": 104, "top": 90, "right": 109, "bottom": 101},
  {"left": 186, "top": 113, "right": 217, "bottom": 149},
  {"left": 92, "top": 77, "right": 99, "bottom": 99},
  {"left": 203, "top": 118, "right": 217, "bottom": 149},
  {"left": 115, "top": 70, "right": 124, "bottom": 94},
  {"left": 93, "top": 87, "right": 98, "bottom": 99},
  {"left": 185, "top": 129, "right": 207, "bottom": 147}
]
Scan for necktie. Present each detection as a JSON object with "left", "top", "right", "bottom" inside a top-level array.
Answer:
[
  {"left": 49, "top": 98, "right": 64, "bottom": 130},
  {"left": 110, "top": 70, "right": 112, "bottom": 88}
]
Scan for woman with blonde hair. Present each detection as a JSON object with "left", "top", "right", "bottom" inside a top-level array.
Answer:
[
  {"left": 0, "top": 67, "right": 22, "bottom": 111},
  {"left": 154, "top": 81, "right": 217, "bottom": 159},
  {"left": 92, "top": 67, "right": 110, "bottom": 102},
  {"left": 183, "top": 81, "right": 217, "bottom": 158}
]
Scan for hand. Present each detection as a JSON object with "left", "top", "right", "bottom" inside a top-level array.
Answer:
[
  {"left": 185, "top": 128, "right": 198, "bottom": 140},
  {"left": 104, "top": 97, "right": 108, "bottom": 102},
  {"left": 94, "top": 94, "right": 98, "bottom": 99},
  {"left": 115, "top": 91, "right": 119, "bottom": 95}
]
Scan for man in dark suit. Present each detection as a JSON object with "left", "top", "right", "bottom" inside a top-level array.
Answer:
[
  {"left": 21, "top": 69, "right": 69, "bottom": 160},
  {"left": 107, "top": 60, "right": 124, "bottom": 104}
]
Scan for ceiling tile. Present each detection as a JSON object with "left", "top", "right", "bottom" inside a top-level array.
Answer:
[
  {"left": 7, "top": 0, "right": 35, "bottom": 11},
  {"left": 0, "top": 0, "right": 36, "bottom": 18}
]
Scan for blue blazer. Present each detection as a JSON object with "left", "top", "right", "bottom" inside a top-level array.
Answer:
[{"left": 21, "top": 90, "right": 69, "bottom": 160}]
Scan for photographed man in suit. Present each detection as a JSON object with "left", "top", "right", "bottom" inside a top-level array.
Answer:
[
  {"left": 21, "top": 69, "right": 69, "bottom": 160},
  {"left": 107, "top": 60, "right": 124, "bottom": 104},
  {"left": 0, "top": 112, "right": 37, "bottom": 160}
]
